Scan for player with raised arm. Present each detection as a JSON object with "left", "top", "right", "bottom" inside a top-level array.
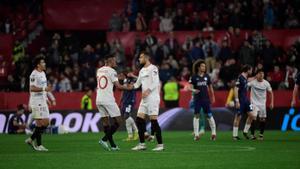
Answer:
[
  {"left": 189, "top": 60, "right": 216, "bottom": 141},
  {"left": 97, "top": 54, "right": 130, "bottom": 151},
  {"left": 130, "top": 51, "right": 164, "bottom": 151},
  {"left": 25, "top": 56, "right": 55, "bottom": 151},
  {"left": 233, "top": 65, "right": 256, "bottom": 140},
  {"left": 248, "top": 69, "right": 273, "bottom": 140}
]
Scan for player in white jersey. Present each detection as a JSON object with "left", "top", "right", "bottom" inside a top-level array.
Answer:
[
  {"left": 25, "top": 56, "right": 55, "bottom": 151},
  {"left": 97, "top": 54, "right": 131, "bottom": 151},
  {"left": 248, "top": 69, "right": 273, "bottom": 140},
  {"left": 130, "top": 51, "right": 164, "bottom": 151}
]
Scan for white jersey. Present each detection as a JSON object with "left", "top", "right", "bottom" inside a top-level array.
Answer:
[
  {"left": 29, "top": 69, "right": 47, "bottom": 105},
  {"left": 248, "top": 79, "right": 272, "bottom": 106},
  {"left": 96, "top": 66, "right": 118, "bottom": 105},
  {"left": 134, "top": 64, "right": 160, "bottom": 102}
]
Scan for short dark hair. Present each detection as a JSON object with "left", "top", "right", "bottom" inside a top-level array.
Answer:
[
  {"left": 241, "top": 65, "right": 252, "bottom": 73},
  {"left": 140, "top": 51, "right": 150, "bottom": 58},
  {"left": 33, "top": 56, "right": 45, "bottom": 68},
  {"left": 104, "top": 53, "right": 115, "bottom": 60},
  {"left": 255, "top": 68, "right": 264, "bottom": 75}
]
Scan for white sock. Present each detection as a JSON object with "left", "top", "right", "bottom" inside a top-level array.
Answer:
[
  {"left": 233, "top": 127, "right": 238, "bottom": 137},
  {"left": 128, "top": 117, "right": 138, "bottom": 132},
  {"left": 207, "top": 117, "right": 216, "bottom": 135},
  {"left": 243, "top": 123, "right": 251, "bottom": 133},
  {"left": 193, "top": 117, "right": 199, "bottom": 136},
  {"left": 125, "top": 118, "right": 133, "bottom": 137}
]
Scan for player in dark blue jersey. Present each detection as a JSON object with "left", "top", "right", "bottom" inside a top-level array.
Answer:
[
  {"left": 120, "top": 72, "right": 139, "bottom": 141},
  {"left": 189, "top": 60, "right": 216, "bottom": 141},
  {"left": 291, "top": 72, "right": 300, "bottom": 107},
  {"left": 233, "top": 65, "right": 256, "bottom": 140}
]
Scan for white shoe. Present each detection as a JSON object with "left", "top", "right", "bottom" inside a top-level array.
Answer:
[
  {"left": 132, "top": 143, "right": 146, "bottom": 151},
  {"left": 35, "top": 145, "right": 48, "bottom": 152},
  {"left": 152, "top": 144, "right": 164, "bottom": 151},
  {"left": 99, "top": 140, "right": 110, "bottom": 151},
  {"left": 25, "top": 138, "right": 36, "bottom": 150},
  {"left": 111, "top": 146, "right": 120, "bottom": 151}
]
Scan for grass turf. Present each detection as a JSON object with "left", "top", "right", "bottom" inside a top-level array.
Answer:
[{"left": 0, "top": 131, "right": 299, "bottom": 169}]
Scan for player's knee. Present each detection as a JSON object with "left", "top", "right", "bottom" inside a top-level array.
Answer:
[{"left": 194, "top": 113, "right": 200, "bottom": 118}]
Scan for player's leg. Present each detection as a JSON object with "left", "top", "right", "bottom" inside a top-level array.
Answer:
[
  {"left": 258, "top": 107, "right": 267, "bottom": 140},
  {"left": 199, "top": 108, "right": 205, "bottom": 135},
  {"left": 37, "top": 118, "right": 49, "bottom": 151},
  {"left": 250, "top": 105, "right": 259, "bottom": 139},
  {"left": 233, "top": 112, "right": 242, "bottom": 140},
  {"left": 122, "top": 105, "right": 133, "bottom": 141},
  {"left": 97, "top": 105, "right": 112, "bottom": 151},
  {"left": 150, "top": 115, "right": 164, "bottom": 151},
  {"left": 132, "top": 112, "right": 147, "bottom": 151},
  {"left": 193, "top": 101, "right": 200, "bottom": 140},
  {"left": 203, "top": 102, "right": 216, "bottom": 140},
  {"left": 106, "top": 104, "right": 122, "bottom": 150},
  {"left": 243, "top": 103, "right": 256, "bottom": 139}
]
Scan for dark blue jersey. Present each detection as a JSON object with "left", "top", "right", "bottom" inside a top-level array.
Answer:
[
  {"left": 236, "top": 75, "right": 249, "bottom": 102},
  {"left": 8, "top": 115, "right": 24, "bottom": 133},
  {"left": 189, "top": 74, "right": 211, "bottom": 101},
  {"left": 121, "top": 77, "right": 136, "bottom": 105},
  {"left": 296, "top": 73, "right": 300, "bottom": 85}
]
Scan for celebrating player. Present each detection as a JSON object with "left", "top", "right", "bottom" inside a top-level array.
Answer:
[
  {"left": 97, "top": 54, "right": 131, "bottom": 151},
  {"left": 130, "top": 51, "right": 164, "bottom": 151},
  {"left": 25, "top": 56, "right": 55, "bottom": 151},
  {"left": 233, "top": 65, "right": 256, "bottom": 140},
  {"left": 248, "top": 69, "right": 273, "bottom": 140},
  {"left": 189, "top": 60, "right": 216, "bottom": 141}
]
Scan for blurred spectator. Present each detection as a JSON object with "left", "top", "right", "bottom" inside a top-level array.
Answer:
[
  {"left": 203, "top": 36, "right": 219, "bottom": 73},
  {"left": 58, "top": 73, "right": 72, "bottom": 92},
  {"left": 12, "top": 40, "right": 25, "bottom": 65},
  {"left": 262, "top": 40, "right": 277, "bottom": 72},
  {"left": 219, "top": 58, "right": 239, "bottom": 88},
  {"left": 239, "top": 40, "right": 255, "bottom": 67},
  {"left": 190, "top": 41, "right": 205, "bottom": 62},
  {"left": 160, "top": 11, "right": 174, "bottom": 32},
  {"left": 149, "top": 11, "right": 160, "bottom": 31},
  {"left": 263, "top": 3, "right": 275, "bottom": 29},
  {"left": 122, "top": 17, "right": 131, "bottom": 32},
  {"left": 191, "top": 11, "right": 203, "bottom": 30},
  {"left": 218, "top": 40, "right": 232, "bottom": 63},
  {"left": 136, "top": 12, "right": 147, "bottom": 31},
  {"left": 210, "top": 61, "right": 224, "bottom": 89},
  {"left": 159, "top": 63, "right": 174, "bottom": 83},
  {"left": 165, "top": 32, "right": 179, "bottom": 55},
  {"left": 179, "top": 66, "right": 191, "bottom": 82},
  {"left": 249, "top": 30, "right": 267, "bottom": 52},
  {"left": 81, "top": 89, "right": 93, "bottom": 110},
  {"left": 109, "top": 12, "right": 122, "bottom": 31},
  {"left": 4, "top": 19, "right": 11, "bottom": 34},
  {"left": 174, "top": 8, "right": 185, "bottom": 31},
  {"left": 182, "top": 36, "right": 194, "bottom": 53},
  {"left": 111, "top": 39, "right": 125, "bottom": 66},
  {"left": 163, "top": 76, "right": 180, "bottom": 108},
  {"left": 267, "top": 65, "right": 284, "bottom": 89},
  {"left": 8, "top": 104, "right": 26, "bottom": 134},
  {"left": 203, "top": 21, "right": 214, "bottom": 32}
]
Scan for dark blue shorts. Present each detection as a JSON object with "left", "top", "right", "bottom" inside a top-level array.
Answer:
[
  {"left": 194, "top": 100, "right": 212, "bottom": 117},
  {"left": 121, "top": 103, "right": 134, "bottom": 117},
  {"left": 238, "top": 100, "right": 253, "bottom": 114}
]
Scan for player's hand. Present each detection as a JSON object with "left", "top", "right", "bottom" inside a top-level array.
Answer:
[
  {"left": 52, "top": 100, "right": 56, "bottom": 106},
  {"left": 47, "top": 99, "right": 51, "bottom": 106},
  {"left": 127, "top": 84, "right": 134, "bottom": 90},
  {"left": 211, "top": 96, "right": 216, "bottom": 104},
  {"left": 194, "top": 89, "right": 200, "bottom": 94},
  {"left": 127, "top": 72, "right": 136, "bottom": 78},
  {"left": 291, "top": 99, "right": 296, "bottom": 107},
  {"left": 45, "top": 86, "right": 52, "bottom": 92},
  {"left": 142, "top": 89, "right": 151, "bottom": 98},
  {"left": 269, "top": 102, "right": 274, "bottom": 110},
  {"left": 235, "top": 102, "right": 240, "bottom": 109}
]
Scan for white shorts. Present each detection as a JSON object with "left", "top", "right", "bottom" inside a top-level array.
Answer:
[
  {"left": 97, "top": 103, "right": 121, "bottom": 118},
  {"left": 30, "top": 102, "right": 49, "bottom": 119},
  {"left": 137, "top": 100, "right": 160, "bottom": 116},
  {"left": 253, "top": 104, "right": 267, "bottom": 118}
]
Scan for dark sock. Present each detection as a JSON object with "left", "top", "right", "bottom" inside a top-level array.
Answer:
[
  {"left": 102, "top": 125, "right": 116, "bottom": 147},
  {"left": 250, "top": 120, "right": 256, "bottom": 135},
  {"left": 34, "top": 127, "right": 43, "bottom": 146},
  {"left": 260, "top": 121, "right": 266, "bottom": 135},
  {"left": 110, "top": 122, "right": 120, "bottom": 136},
  {"left": 151, "top": 124, "right": 155, "bottom": 136},
  {"left": 136, "top": 117, "right": 146, "bottom": 143},
  {"left": 30, "top": 126, "right": 39, "bottom": 140},
  {"left": 151, "top": 120, "right": 163, "bottom": 144}
]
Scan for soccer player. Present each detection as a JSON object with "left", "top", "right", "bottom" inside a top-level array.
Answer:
[
  {"left": 233, "top": 65, "right": 256, "bottom": 140},
  {"left": 248, "top": 69, "right": 273, "bottom": 140},
  {"left": 189, "top": 60, "right": 216, "bottom": 141},
  {"left": 291, "top": 72, "right": 300, "bottom": 107},
  {"left": 97, "top": 54, "right": 131, "bottom": 151},
  {"left": 120, "top": 72, "right": 139, "bottom": 141},
  {"left": 130, "top": 51, "right": 164, "bottom": 151},
  {"left": 25, "top": 56, "right": 55, "bottom": 151}
]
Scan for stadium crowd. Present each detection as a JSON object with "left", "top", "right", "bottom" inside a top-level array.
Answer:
[{"left": 1, "top": 0, "right": 300, "bottom": 92}]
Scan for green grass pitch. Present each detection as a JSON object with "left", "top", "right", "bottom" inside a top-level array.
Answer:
[{"left": 0, "top": 131, "right": 299, "bottom": 169}]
